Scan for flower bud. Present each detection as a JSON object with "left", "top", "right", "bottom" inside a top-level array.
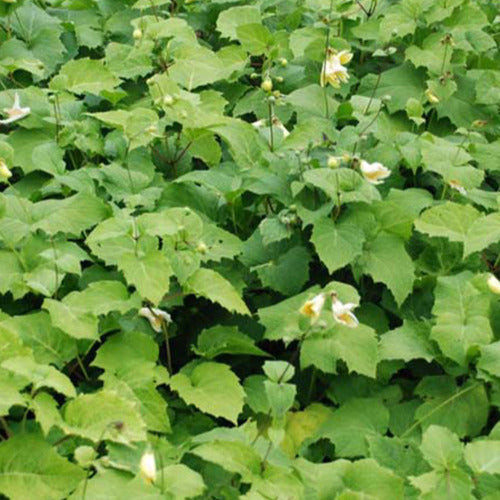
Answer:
[
  {"left": 327, "top": 156, "right": 339, "bottom": 168},
  {"left": 425, "top": 89, "right": 439, "bottom": 104},
  {"left": 133, "top": 28, "right": 143, "bottom": 40},
  {"left": 140, "top": 451, "right": 156, "bottom": 484},
  {"left": 280, "top": 58, "right": 288, "bottom": 67},
  {"left": 250, "top": 72, "right": 259, "bottom": 79},
  {"left": 163, "top": 94, "right": 174, "bottom": 106},
  {"left": 196, "top": 242, "right": 208, "bottom": 254},
  {"left": 488, "top": 274, "right": 500, "bottom": 295},
  {"left": 0, "top": 160, "right": 12, "bottom": 181},
  {"left": 261, "top": 79, "right": 273, "bottom": 92},
  {"left": 276, "top": 76, "right": 284, "bottom": 83}
]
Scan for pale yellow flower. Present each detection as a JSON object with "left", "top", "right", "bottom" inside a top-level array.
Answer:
[
  {"left": 331, "top": 293, "right": 359, "bottom": 328},
  {"left": 0, "top": 159, "right": 12, "bottom": 181},
  {"left": 487, "top": 274, "right": 500, "bottom": 295},
  {"left": 0, "top": 93, "right": 30, "bottom": 125},
  {"left": 449, "top": 179, "right": 467, "bottom": 196},
  {"left": 299, "top": 293, "right": 325, "bottom": 321},
  {"left": 138, "top": 307, "right": 171, "bottom": 333},
  {"left": 360, "top": 160, "right": 391, "bottom": 185},
  {"left": 140, "top": 451, "right": 156, "bottom": 484},
  {"left": 320, "top": 50, "right": 353, "bottom": 88},
  {"left": 425, "top": 89, "right": 439, "bottom": 104}
]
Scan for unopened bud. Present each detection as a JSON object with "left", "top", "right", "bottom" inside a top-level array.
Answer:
[
  {"left": 261, "top": 79, "right": 273, "bottom": 92},
  {"left": 196, "top": 242, "right": 208, "bottom": 254},
  {"left": 133, "top": 28, "right": 143, "bottom": 40},
  {"left": 163, "top": 94, "right": 174, "bottom": 106},
  {"left": 280, "top": 58, "right": 288, "bottom": 67},
  {"left": 327, "top": 156, "right": 339, "bottom": 168}
]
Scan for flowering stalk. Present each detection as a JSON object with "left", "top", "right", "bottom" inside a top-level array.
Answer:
[{"left": 323, "top": 0, "right": 335, "bottom": 119}]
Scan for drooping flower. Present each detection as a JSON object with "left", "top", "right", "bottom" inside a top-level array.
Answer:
[
  {"left": 487, "top": 274, "right": 500, "bottom": 295},
  {"left": 0, "top": 93, "right": 30, "bottom": 125},
  {"left": 271, "top": 116, "right": 290, "bottom": 138},
  {"left": 449, "top": 179, "right": 467, "bottom": 196},
  {"left": 300, "top": 293, "right": 325, "bottom": 321},
  {"left": 360, "top": 160, "right": 391, "bottom": 185},
  {"left": 320, "top": 50, "right": 353, "bottom": 88},
  {"left": 0, "top": 159, "right": 12, "bottom": 181},
  {"left": 140, "top": 451, "right": 156, "bottom": 484},
  {"left": 425, "top": 88, "right": 439, "bottom": 104},
  {"left": 139, "top": 307, "right": 172, "bottom": 333},
  {"left": 331, "top": 293, "right": 359, "bottom": 328}
]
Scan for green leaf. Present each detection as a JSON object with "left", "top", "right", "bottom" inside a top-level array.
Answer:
[
  {"left": 363, "top": 231, "right": 415, "bottom": 306},
  {"left": 415, "top": 202, "right": 480, "bottom": 243},
  {"left": 169, "top": 361, "right": 245, "bottom": 423},
  {"left": 301, "top": 324, "right": 378, "bottom": 378},
  {"left": 431, "top": 271, "right": 492, "bottom": 366},
  {"left": 162, "top": 464, "right": 206, "bottom": 499},
  {"left": 379, "top": 321, "right": 435, "bottom": 363},
  {"left": 0, "top": 433, "right": 84, "bottom": 500},
  {"left": 33, "top": 193, "right": 110, "bottom": 237},
  {"left": 316, "top": 398, "right": 389, "bottom": 457},
  {"left": 169, "top": 46, "right": 225, "bottom": 90},
  {"left": 236, "top": 23, "right": 273, "bottom": 55},
  {"left": 118, "top": 251, "right": 172, "bottom": 305},
  {"left": 478, "top": 341, "right": 500, "bottom": 378},
  {"left": 341, "top": 459, "right": 405, "bottom": 500},
  {"left": 464, "top": 212, "right": 500, "bottom": 257},
  {"left": 51, "top": 58, "right": 120, "bottom": 95},
  {"left": 217, "top": 6, "right": 261, "bottom": 39},
  {"left": 311, "top": 217, "right": 365, "bottom": 273},
  {"left": 185, "top": 268, "right": 250, "bottom": 315},
  {"left": 2, "top": 356, "right": 75, "bottom": 398},
  {"left": 464, "top": 441, "right": 500, "bottom": 474},
  {"left": 63, "top": 390, "right": 147, "bottom": 443},
  {"left": 414, "top": 377, "right": 489, "bottom": 438},
  {"left": 359, "top": 64, "right": 426, "bottom": 113},
  {"left": 193, "top": 325, "right": 268, "bottom": 359},
  {"left": 420, "top": 425, "right": 463, "bottom": 471},
  {"left": 192, "top": 440, "right": 261, "bottom": 482}
]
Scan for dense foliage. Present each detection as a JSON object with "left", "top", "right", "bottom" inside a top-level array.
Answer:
[{"left": 1, "top": 0, "right": 500, "bottom": 498}]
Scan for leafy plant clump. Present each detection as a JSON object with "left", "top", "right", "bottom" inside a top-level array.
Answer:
[{"left": 0, "top": 0, "right": 500, "bottom": 498}]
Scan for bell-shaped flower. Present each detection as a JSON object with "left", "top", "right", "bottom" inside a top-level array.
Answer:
[
  {"left": 488, "top": 274, "right": 500, "bottom": 295},
  {"left": 139, "top": 307, "right": 172, "bottom": 333},
  {"left": 331, "top": 293, "right": 359, "bottom": 328},
  {"left": 140, "top": 451, "right": 156, "bottom": 484},
  {"left": 360, "top": 160, "right": 391, "bottom": 185},
  {"left": 449, "top": 179, "right": 467, "bottom": 196},
  {"left": 300, "top": 293, "right": 325, "bottom": 321},
  {"left": 0, "top": 93, "right": 30, "bottom": 125},
  {"left": 320, "top": 50, "right": 353, "bottom": 88},
  {"left": 0, "top": 159, "right": 12, "bottom": 181}
]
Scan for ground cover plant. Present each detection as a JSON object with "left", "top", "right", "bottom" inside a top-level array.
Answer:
[{"left": 0, "top": 0, "right": 500, "bottom": 498}]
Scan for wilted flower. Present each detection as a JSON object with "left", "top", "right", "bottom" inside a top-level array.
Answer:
[
  {"left": 425, "top": 89, "right": 439, "bottom": 104},
  {"left": 487, "top": 274, "right": 500, "bottom": 295},
  {"left": 331, "top": 293, "right": 359, "bottom": 328},
  {"left": 139, "top": 307, "right": 171, "bottom": 332},
  {"left": 449, "top": 179, "right": 467, "bottom": 196},
  {"left": 271, "top": 116, "right": 290, "bottom": 138},
  {"left": 320, "top": 50, "right": 353, "bottom": 88},
  {"left": 360, "top": 160, "right": 391, "bottom": 185},
  {"left": 140, "top": 451, "right": 156, "bottom": 484},
  {"left": 300, "top": 293, "right": 325, "bottom": 321},
  {"left": 0, "top": 159, "right": 12, "bottom": 181},
  {"left": 0, "top": 93, "right": 30, "bottom": 125}
]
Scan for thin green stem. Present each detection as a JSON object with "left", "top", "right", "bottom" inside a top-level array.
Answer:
[
  {"left": 160, "top": 320, "right": 173, "bottom": 375},
  {"left": 401, "top": 383, "right": 479, "bottom": 439},
  {"left": 267, "top": 99, "right": 274, "bottom": 151},
  {"left": 323, "top": 0, "right": 335, "bottom": 119}
]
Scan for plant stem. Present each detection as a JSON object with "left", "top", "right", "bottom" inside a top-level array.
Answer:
[
  {"left": 160, "top": 319, "right": 173, "bottom": 374},
  {"left": 323, "top": 0, "right": 335, "bottom": 119},
  {"left": 401, "top": 383, "right": 478, "bottom": 439},
  {"left": 354, "top": 0, "right": 370, "bottom": 16},
  {"left": 267, "top": 99, "right": 274, "bottom": 151}
]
